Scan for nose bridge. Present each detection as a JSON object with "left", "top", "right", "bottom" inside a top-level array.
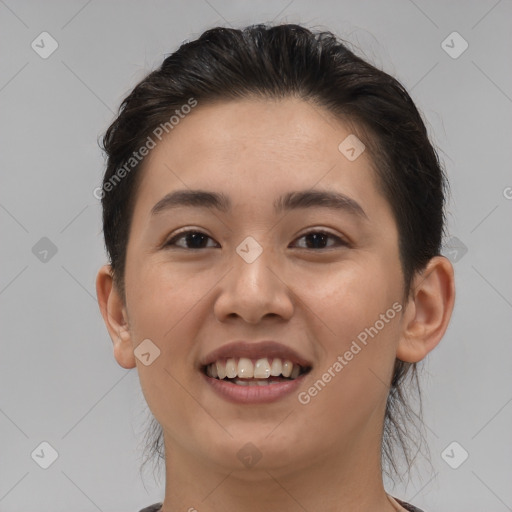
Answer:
[
  {"left": 235, "top": 234, "right": 268, "bottom": 266},
  {"left": 214, "top": 234, "right": 293, "bottom": 323},
  {"left": 233, "top": 234, "right": 279, "bottom": 293}
]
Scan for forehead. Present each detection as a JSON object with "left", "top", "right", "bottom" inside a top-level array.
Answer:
[
  {"left": 147, "top": 97, "right": 355, "bottom": 170},
  {"left": 132, "top": 97, "right": 391, "bottom": 223}
]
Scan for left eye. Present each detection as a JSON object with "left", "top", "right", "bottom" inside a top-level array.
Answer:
[{"left": 291, "top": 230, "right": 347, "bottom": 250}]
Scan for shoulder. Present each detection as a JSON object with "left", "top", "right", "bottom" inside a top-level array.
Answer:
[
  {"left": 138, "top": 498, "right": 425, "bottom": 512},
  {"left": 138, "top": 503, "right": 163, "bottom": 512},
  {"left": 393, "top": 496, "right": 427, "bottom": 512}
]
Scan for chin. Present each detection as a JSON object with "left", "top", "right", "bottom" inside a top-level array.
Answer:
[{"left": 195, "top": 428, "right": 313, "bottom": 474}]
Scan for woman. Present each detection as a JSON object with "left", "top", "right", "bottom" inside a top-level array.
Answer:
[{"left": 96, "top": 23, "right": 455, "bottom": 512}]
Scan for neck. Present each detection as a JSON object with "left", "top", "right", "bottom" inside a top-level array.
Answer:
[{"left": 159, "top": 426, "right": 399, "bottom": 512}]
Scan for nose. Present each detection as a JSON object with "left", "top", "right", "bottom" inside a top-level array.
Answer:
[{"left": 213, "top": 238, "right": 294, "bottom": 325}]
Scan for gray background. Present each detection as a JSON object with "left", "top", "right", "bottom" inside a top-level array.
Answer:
[{"left": 1, "top": 1, "right": 511, "bottom": 511}]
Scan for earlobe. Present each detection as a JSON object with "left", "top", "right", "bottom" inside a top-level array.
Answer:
[
  {"left": 95, "top": 265, "right": 137, "bottom": 369},
  {"left": 113, "top": 327, "right": 137, "bottom": 369},
  {"left": 396, "top": 256, "right": 455, "bottom": 363}
]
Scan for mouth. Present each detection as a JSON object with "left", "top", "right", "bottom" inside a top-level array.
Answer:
[{"left": 199, "top": 340, "right": 313, "bottom": 403}]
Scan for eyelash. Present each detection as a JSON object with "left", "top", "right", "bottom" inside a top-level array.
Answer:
[{"left": 164, "top": 229, "right": 349, "bottom": 250}]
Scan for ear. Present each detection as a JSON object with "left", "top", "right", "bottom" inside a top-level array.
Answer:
[
  {"left": 396, "top": 256, "right": 455, "bottom": 363},
  {"left": 95, "top": 264, "right": 136, "bottom": 369}
]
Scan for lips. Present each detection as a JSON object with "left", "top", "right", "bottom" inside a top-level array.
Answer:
[{"left": 199, "top": 340, "right": 313, "bottom": 403}]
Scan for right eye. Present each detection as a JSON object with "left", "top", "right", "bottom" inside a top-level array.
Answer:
[{"left": 164, "top": 230, "right": 219, "bottom": 250}]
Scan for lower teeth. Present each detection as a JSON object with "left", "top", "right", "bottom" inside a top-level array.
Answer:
[{"left": 217, "top": 377, "right": 292, "bottom": 386}]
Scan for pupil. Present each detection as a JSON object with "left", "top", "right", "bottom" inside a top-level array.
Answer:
[
  {"left": 188, "top": 232, "right": 207, "bottom": 248},
  {"left": 307, "top": 233, "right": 327, "bottom": 249}
]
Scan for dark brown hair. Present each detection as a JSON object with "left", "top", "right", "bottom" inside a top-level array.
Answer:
[{"left": 99, "top": 22, "right": 447, "bottom": 484}]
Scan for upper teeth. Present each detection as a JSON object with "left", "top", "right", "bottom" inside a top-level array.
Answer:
[{"left": 206, "top": 357, "right": 301, "bottom": 380}]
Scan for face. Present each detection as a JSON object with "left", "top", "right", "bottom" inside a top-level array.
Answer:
[{"left": 117, "top": 97, "right": 407, "bottom": 475}]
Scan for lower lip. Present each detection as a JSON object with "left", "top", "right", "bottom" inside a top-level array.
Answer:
[{"left": 201, "top": 372, "right": 308, "bottom": 404}]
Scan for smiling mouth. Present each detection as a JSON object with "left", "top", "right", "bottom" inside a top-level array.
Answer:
[{"left": 202, "top": 356, "right": 312, "bottom": 386}]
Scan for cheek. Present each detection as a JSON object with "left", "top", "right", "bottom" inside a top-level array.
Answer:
[
  {"left": 304, "top": 258, "right": 400, "bottom": 346},
  {"left": 123, "top": 262, "right": 199, "bottom": 410},
  {"left": 296, "top": 312, "right": 400, "bottom": 447},
  {"left": 125, "top": 256, "right": 210, "bottom": 337},
  {"left": 295, "top": 259, "right": 401, "bottom": 419}
]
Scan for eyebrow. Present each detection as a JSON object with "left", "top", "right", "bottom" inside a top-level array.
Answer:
[{"left": 150, "top": 189, "right": 368, "bottom": 220}]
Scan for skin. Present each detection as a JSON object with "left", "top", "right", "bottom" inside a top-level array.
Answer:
[{"left": 96, "top": 97, "right": 455, "bottom": 512}]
